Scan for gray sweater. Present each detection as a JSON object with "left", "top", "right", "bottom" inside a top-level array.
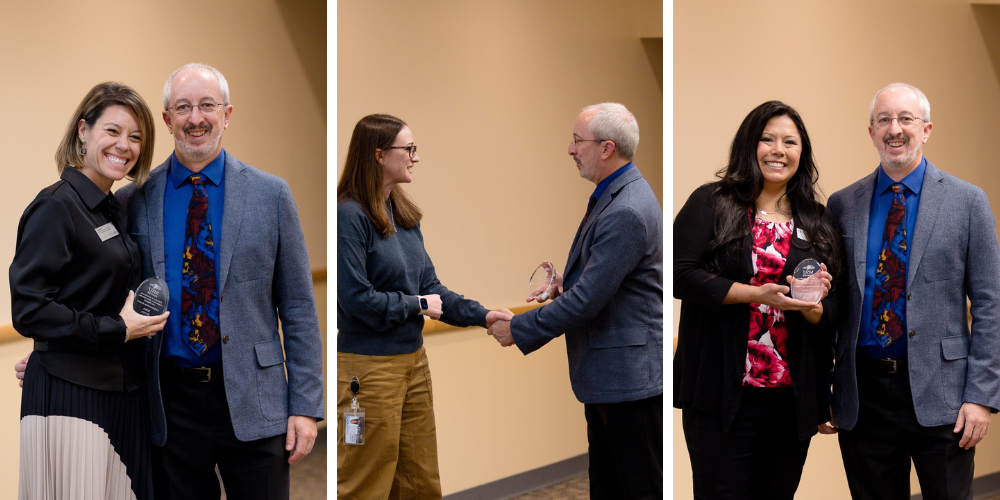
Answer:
[{"left": 337, "top": 199, "right": 490, "bottom": 355}]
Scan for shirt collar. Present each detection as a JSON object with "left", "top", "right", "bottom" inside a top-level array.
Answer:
[
  {"left": 592, "top": 162, "right": 635, "bottom": 201},
  {"left": 61, "top": 167, "right": 116, "bottom": 210},
  {"left": 169, "top": 148, "right": 226, "bottom": 188},
  {"left": 876, "top": 157, "right": 926, "bottom": 196}
]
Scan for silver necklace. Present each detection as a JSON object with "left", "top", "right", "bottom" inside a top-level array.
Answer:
[{"left": 758, "top": 202, "right": 786, "bottom": 216}]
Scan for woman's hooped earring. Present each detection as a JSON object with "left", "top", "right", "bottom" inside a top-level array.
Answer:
[{"left": 80, "top": 143, "right": 87, "bottom": 155}]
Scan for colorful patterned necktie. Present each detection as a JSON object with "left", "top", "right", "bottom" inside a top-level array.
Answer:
[
  {"left": 872, "top": 183, "right": 908, "bottom": 347},
  {"left": 181, "top": 175, "right": 220, "bottom": 355}
]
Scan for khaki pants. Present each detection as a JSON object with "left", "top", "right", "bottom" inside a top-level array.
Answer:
[{"left": 337, "top": 347, "right": 442, "bottom": 500}]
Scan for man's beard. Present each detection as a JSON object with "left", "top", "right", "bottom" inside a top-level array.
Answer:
[
  {"left": 879, "top": 148, "right": 918, "bottom": 172},
  {"left": 879, "top": 136, "right": 918, "bottom": 172},
  {"left": 175, "top": 126, "right": 220, "bottom": 161}
]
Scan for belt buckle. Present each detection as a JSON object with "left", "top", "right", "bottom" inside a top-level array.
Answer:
[
  {"left": 189, "top": 367, "right": 212, "bottom": 383},
  {"left": 878, "top": 358, "right": 897, "bottom": 374}
]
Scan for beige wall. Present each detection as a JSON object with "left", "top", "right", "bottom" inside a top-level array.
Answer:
[
  {"left": 338, "top": 0, "right": 661, "bottom": 494},
  {"left": 0, "top": 339, "right": 33, "bottom": 495},
  {"left": 673, "top": 0, "right": 1000, "bottom": 497},
  {"left": 0, "top": 0, "right": 326, "bottom": 496}
]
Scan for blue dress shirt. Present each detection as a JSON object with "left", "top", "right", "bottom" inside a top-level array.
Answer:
[
  {"left": 859, "top": 158, "right": 926, "bottom": 360},
  {"left": 592, "top": 162, "right": 635, "bottom": 202},
  {"left": 163, "top": 150, "right": 226, "bottom": 368}
]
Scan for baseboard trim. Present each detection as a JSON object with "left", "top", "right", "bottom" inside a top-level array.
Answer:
[
  {"left": 444, "top": 454, "right": 588, "bottom": 500},
  {"left": 910, "top": 470, "right": 1000, "bottom": 500}
]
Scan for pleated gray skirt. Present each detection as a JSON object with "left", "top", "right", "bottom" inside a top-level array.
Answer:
[{"left": 19, "top": 354, "right": 152, "bottom": 500}]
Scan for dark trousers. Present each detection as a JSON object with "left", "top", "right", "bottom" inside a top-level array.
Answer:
[
  {"left": 153, "top": 364, "right": 290, "bottom": 500},
  {"left": 838, "top": 358, "right": 974, "bottom": 500},
  {"left": 682, "top": 387, "right": 811, "bottom": 500},
  {"left": 584, "top": 393, "right": 663, "bottom": 500}
]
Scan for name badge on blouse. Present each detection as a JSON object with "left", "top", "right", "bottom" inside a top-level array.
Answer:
[{"left": 95, "top": 222, "right": 119, "bottom": 242}]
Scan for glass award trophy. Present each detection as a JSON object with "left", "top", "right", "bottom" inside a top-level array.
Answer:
[
  {"left": 527, "top": 262, "right": 558, "bottom": 302},
  {"left": 790, "top": 258, "right": 823, "bottom": 304},
  {"left": 133, "top": 277, "right": 169, "bottom": 316}
]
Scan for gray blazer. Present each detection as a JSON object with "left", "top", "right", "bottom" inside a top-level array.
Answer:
[
  {"left": 117, "top": 153, "right": 325, "bottom": 445},
  {"left": 828, "top": 160, "right": 1000, "bottom": 430},
  {"left": 510, "top": 166, "right": 663, "bottom": 404}
]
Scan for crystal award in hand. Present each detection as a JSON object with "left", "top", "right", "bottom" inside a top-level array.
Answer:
[
  {"left": 527, "top": 262, "right": 557, "bottom": 302},
  {"left": 133, "top": 277, "right": 169, "bottom": 316},
  {"left": 790, "top": 259, "right": 823, "bottom": 304}
]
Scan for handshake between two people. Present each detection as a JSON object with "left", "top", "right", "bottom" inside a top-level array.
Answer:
[
  {"left": 417, "top": 293, "right": 514, "bottom": 327},
  {"left": 417, "top": 261, "right": 564, "bottom": 349},
  {"left": 486, "top": 261, "right": 565, "bottom": 348},
  {"left": 417, "top": 295, "right": 518, "bottom": 348}
]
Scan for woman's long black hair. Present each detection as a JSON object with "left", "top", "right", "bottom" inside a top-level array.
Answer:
[{"left": 705, "top": 100, "right": 841, "bottom": 277}]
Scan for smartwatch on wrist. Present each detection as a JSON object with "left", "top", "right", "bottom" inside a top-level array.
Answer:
[{"left": 419, "top": 296, "right": 428, "bottom": 313}]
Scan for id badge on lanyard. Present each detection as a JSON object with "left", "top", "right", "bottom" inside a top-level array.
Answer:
[{"left": 344, "top": 376, "right": 365, "bottom": 445}]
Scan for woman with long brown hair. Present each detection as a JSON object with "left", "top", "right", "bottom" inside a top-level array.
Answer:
[{"left": 336, "top": 114, "right": 511, "bottom": 498}]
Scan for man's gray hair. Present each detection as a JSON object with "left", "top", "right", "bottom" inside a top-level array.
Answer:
[
  {"left": 869, "top": 82, "right": 930, "bottom": 123},
  {"left": 163, "top": 63, "right": 231, "bottom": 110},
  {"left": 583, "top": 102, "right": 639, "bottom": 160}
]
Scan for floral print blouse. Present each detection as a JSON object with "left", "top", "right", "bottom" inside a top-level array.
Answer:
[{"left": 744, "top": 213, "right": 793, "bottom": 388}]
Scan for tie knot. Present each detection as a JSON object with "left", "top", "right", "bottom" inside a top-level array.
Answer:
[
  {"left": 891, "top": 183, "right": 904, "bottom": 195},
  {"left": 189, "top": 174, "right": 204, "bottom": 186}
]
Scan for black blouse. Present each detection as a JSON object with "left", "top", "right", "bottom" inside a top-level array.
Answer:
[{"left": 10, "top": 167, "right": 144, "bottom": 392}]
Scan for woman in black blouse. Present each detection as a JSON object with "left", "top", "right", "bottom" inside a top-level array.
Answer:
[
  {"left": 10, "top": 82, "right": 169, "bottom": 500},
  {"left": 673, "top": 101, "right": 843, "bottom": 499}
]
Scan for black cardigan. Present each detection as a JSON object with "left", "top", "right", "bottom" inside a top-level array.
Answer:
[{"left": 673, "top": 183, "right": 843, "bottom": 441}]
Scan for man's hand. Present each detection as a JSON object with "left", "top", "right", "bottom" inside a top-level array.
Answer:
[
  {"left": 954, "top": 402, "right": 991, "bottom": 449},
  {"left": 526, "top": 262, "right": 563, "bottom": 303},
  {"left": 818, "top": 406, "right": 838, "bottom": 434},
  {"left": 487, "top": 320, "right": 514, "bottom": 347},
  {"left": 14, "top": 354, "right": 28, "bottom": 388},
  {"left": 817, "top": 422, "right": 838, "bottom": 434},
  {"left": 286, "top": 415, "right": 318, "bottom": 463},
  {"left": 485, "top": 309, "right": 513, "bottom": 328}
]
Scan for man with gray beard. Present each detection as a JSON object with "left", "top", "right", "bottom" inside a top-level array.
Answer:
[
  {"left": 827, "top": 83, "right": 1000, "bottom": 499},
  {"left": 117, "top": 63, "right": 324, "bottom": 499}
]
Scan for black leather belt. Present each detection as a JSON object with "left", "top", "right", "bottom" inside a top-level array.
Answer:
[
  {"left": 166, "top": 365, "right": 219, "bottom": 383},
  {"left": 859, "top": 356, "right": 907, "bottom": 374}
]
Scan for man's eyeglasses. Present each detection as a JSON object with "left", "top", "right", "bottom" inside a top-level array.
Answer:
[
  {"left": 389, "top": 145, "right": 417, "bottom": 159},
  {"left": 872, "top": 115, "right": 924, "bottom": 129},
  {"left": 168, "top": 101, "right": 226, "bottom": 116},
  {"left": 572, "top": 137, "right": 606, "bottom": 146}
]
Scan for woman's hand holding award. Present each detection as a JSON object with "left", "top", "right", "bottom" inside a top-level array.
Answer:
[
  {"left": 133, "top": 277, "right": 169, "bottom": 316},
  {"left": 790, "top": 259, "right": 824, "bottom": 304}
]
